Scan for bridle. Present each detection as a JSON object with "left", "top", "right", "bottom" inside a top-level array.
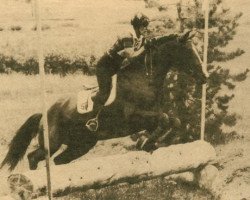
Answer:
[{"left": 145, "top": 48, "right": 154, "bottom": 78}]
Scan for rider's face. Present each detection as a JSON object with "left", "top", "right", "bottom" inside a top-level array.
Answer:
[
  {"left": 139, "top": 26, "right": 147, "bottom": 36},
  {"left": 135, "top": 25, "right": 147, "bottom": 38}
]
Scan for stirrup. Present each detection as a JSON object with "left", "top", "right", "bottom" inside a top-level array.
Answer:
[{"left": 86, "top": 117, "right": 99, "bottom": 132}]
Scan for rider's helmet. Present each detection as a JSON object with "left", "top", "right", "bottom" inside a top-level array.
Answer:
[{"left": 131, "top": 13, "right": 149, "bottom": 29}]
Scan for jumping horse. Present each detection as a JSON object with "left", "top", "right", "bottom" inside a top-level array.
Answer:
[{"left": 1, "top": 31, "right": 207, "bottom": 171}]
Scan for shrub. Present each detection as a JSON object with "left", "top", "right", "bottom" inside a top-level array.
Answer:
[
  {"left": 10, "top": 25, "right": 22, "bottom": 31},
  {"left": 32, "top": 24, "right": 51, "bottom": 31},
  {"left": 0, "top": 54, "right": 92, "bottom": 76}
]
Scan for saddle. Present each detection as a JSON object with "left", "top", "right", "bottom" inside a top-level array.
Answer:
[{"left": 77, "top": 75, "right": 117, "bottom": 114}]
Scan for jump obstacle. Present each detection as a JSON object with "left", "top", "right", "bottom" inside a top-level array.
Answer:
[{"left": 2, "top": 140, "right": 218, "bottom": 199}]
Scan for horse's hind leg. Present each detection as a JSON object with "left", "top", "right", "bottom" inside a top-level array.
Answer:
[
  {"left": 27, "top": 148, "right": 46, "bottom": 170},
  {"left": 54, "top": 139, "right": 97, "bottom": 165},
  {"left": 27, "top": 127, "right": 62, "bottom": 170},
  {"left": 53, "top": 145, "right": 90, "bottom": 165},
  {"left": 53, "top": 148, "right": 78, "bottom": 165},
  {"left": 27, "top": 143, "right": 61, "bottom": 170},
  {"left": 27, "top": 98, "right": 67, "bottom": 170}
]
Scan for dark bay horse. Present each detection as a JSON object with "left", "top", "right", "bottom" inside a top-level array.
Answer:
[{"left": 1, "top": 32, "right": 207, "bottom": 171}]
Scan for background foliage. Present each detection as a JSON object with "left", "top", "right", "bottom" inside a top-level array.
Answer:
[
  {"left": 144, "top": 0, "right": 249, "bottom": 144},
  {"left": 0, "top": 54, "right": 95, "bottom": 76}
]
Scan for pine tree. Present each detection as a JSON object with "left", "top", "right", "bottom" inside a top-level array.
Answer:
[{"left": 144, "top": 0, "right": 249, "bottom": 144}]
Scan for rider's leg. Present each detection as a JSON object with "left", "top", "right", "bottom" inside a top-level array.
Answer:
[
  {"left": 92, "top": 68, "right": 112, "bottom": 111},
  {"left": 92, "top": 54, "right": 118, "bottom": 112},
  {"left": 86, "top": 73, "right": 111, "bottom": 132},
  {"left": 86, "top": 54, "right": 118, "bottom": 131}
]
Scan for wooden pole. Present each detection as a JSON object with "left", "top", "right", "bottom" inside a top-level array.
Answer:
[
  {"left": 201, "top": 0, "right": 209, "bottom": 141},
  {"left": 34, "top": 0, "right": 53, "bottom": 199},
  {"left": 9, "top": 141, "right": 216, "bottom": 197},
  {"left": 177, "top": 0, "right": 184, "bottom": 33}
]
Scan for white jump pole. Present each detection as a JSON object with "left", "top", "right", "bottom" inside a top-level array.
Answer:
[
  {"left": 34, "top": 0, "right": 53, "bottom": 199},
  {"left": 201, "top": 0, "right": 209, "bottom": 141}
]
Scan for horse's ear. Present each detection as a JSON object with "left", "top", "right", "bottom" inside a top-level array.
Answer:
[{"left": 179, "top": 30, "right": 196, "bottom": 43}]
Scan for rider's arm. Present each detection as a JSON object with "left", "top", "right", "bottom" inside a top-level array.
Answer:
[
  {"left": 107, "top": 33, "right": 134, "bottom": 59},
  {"left": 118, "top": 35, "right": 147, "bottom": 67}
]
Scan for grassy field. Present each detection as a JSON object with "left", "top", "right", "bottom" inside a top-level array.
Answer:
[
  {"left": 0, "top": 0, "right": 249, "bottom": 199},
  {"left": 0, "top": 0, "right": 149, "bottom": 60},
  {"left": 0, "top": 73, "right": 97, "bottom": 145}
]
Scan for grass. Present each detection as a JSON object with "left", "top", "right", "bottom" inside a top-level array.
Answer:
[
  {"left": 10, "top": 25, "right": 22, "bottom": 31},
  {"left": 0, "top": 0, "right": 147, "bottom": 61},
  {"left": 52, "top": 178, "right": 213, "bottom": 200},
  {"left": 0, "top": 73, "right": 96, "bottom": 145},
  {"left": 32, "top": 24, "right": 51, "bottom": 31}
]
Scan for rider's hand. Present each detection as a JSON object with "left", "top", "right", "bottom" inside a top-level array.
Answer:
[
  {"left": 121, "top": 58, "right": 131, "bottom": 68},
  {"left": 118, "top": 47, "right": 134, "bottom": 59}
]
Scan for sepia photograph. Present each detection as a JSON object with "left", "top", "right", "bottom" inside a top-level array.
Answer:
[{"left": 0, "top": 0, "right": 249, "bottom": 199}]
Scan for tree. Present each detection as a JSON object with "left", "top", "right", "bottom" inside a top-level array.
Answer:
[{"left": 144, "top": 0, "right": 249, "bottom": 144}]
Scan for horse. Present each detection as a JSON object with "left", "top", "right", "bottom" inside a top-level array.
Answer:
[{"left": 1, "top": 31, "right": 207, "bottom": 171}]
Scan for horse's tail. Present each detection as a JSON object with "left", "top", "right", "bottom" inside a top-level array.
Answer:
[{"left": 1, "top": 113, "right": 42, "bottom": 171}]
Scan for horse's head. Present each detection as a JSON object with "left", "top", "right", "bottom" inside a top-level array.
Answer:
[{"left": 155, "top": 31, "right": 208, "bottom": 85}]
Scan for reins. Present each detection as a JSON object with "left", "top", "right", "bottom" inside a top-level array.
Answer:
[{"left": 145, "top": 48, "right": 154, "bottom": 77}]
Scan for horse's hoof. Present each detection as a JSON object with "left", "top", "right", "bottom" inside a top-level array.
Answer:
[
  {"left": 28, "top": 163, "right": 37, "bottom": 170},
  {"left": 54, "top": 157, "right": 63, "bottom": 165},
  {"left": 137, "top": 137, "right": 157, "bottom": 152},
  {"left": 27, "top": 156, "right": 38, "bottom": 170},
  {"left": 142, "top": 141, "right": 157, "bottom": 152}
]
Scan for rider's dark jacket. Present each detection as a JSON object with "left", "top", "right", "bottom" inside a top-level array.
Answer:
[{"left": 92, "top": 33, "right": 143, "bottom": 110}]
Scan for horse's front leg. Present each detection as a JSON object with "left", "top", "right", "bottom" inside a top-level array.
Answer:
[
  {"left": 128, "top": 111, "right": 172, "bottom": 152},
  {"left": 143, "top": 112, "right": 175, "bottom": 151}
]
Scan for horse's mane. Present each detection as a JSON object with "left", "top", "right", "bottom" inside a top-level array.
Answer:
[
  {"left": 149, "top": 34, "right": 179, "bottom": 47},
  {"left": 148, "top": 30, "right": 194, "bottom": 49},
  {"left": 125, "top": 31, "right": 194, "bottom": 69}
]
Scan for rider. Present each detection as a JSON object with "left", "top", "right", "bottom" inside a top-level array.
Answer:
[{"left": 86, "top": 13, "right": 150, "bottom": 131}]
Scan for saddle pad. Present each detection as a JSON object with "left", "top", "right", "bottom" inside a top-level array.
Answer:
[
  {"left": 77, "top": 74, "right": 117, "bottom": 114},
  {"left": 77, "top": 89, "right": 95, "bottom": 114},
  {"left": 105, "top": 74, "right": 117, "bottom": 106}
]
